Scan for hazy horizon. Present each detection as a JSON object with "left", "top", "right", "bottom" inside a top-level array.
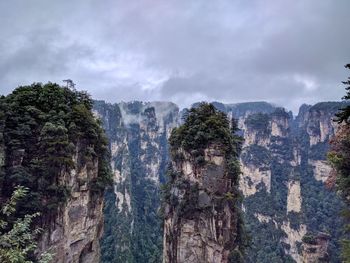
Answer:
[{"left": 93, "top": 97, "right": 348, "bottom": 117}]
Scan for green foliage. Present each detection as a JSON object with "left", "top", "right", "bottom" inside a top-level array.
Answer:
[
  {"left": 335, "top": 64, "right": 350, "bottom": 123},
  {"left": 309, "top": 142, "right": 329, "bottom": 160},
  {"left": 300, "top": 164, "right": 343, "bottom": 262},
  {"left": 169, "top": 102, "right": 240, "bottom": 161},
  {"left": 229, "top": 249, "right": 244, "bottom": 263},
  {"left": 328, "top": 65, "right": 350, "bottom": 261},
  {"left": 242, "top": 117, "right": 343, "bottom": 262},
  {"left": 128, "top": 121, "right": 163, "bottom": 262},
  {"left": 245, "top": 113, "right": 270, "bottom": 132},
  {"left": 0, "top": 82, "right": 112, "bottom": 222},
  {"left": 0, "top": 186, "right": 53, "bottom": 263},
  {"left": 99, "top": 102, "right": 165, "bottom": 263},
  {"left": 340, "top": 239, "right": 350, "bottom": 263},
  {"left": 163, "top": 103, "right": 247, "bottom": 259},
  {"left": 241, "top": 145, "right": 271, "bottom": 166},
  {"left": 100, "top": 188, "right": 126, "bottom": 262},
  {"left": 302, "top": 233, "right": 317, "bottom": 245},
  {"left": 292, "top": 128, "right": 343, "bottom": 262},
  {"left": 243, "top": 157, "right": 294, "bottom": 262}
]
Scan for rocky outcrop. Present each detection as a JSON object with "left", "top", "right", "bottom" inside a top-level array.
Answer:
[
  {"left": 304, "top": 108, "right": 338, "bottom": 146},
  {"left": 281, "top": 222, "right": 307, "bottom": 262},
  {"left": 37, "top": 149, "right": 104, "bottom": 263},
  {"left": 94, "top": 100, "right": 179, "bottom": 262},
  {"left": 0, "top": 85, "right": 110, "bottom": 263},
  {"left": 228, "top": 103, "right": 344, "bottom": 262},
  {"left": 96, "top": 100, "right": 346, "bottom": 262},
  {"left": 162, "top": 104, "right": 244, "bottom": 263},
  {"left": 239, "top": 164, "right": 271, "bottom": 196},
  {"left": 239, "top": 109, "right": 291, "bottom": 197},
  {"left": 287, "top": 180, "right": 302, "bottom": 213},
  {"left": 308, "top": 160, "right": 332, "bottom": 182},
  {"left": 163, "top": 145, "right": 241, "bottom": 263},
  {"left": 254, "top": 213, "right": 278, "bottom": 227},
  {"left": 302, "top": 233, "right": 330, "bottom": 262},
  {"left": 116, "top": 101, "right": 178, "bottom": 185}
]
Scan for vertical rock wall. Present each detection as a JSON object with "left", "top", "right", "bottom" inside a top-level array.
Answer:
[
  {"left": 97, "top": 100, "right": 346, "bottom": 263},
  {"left": 237, "top": 102, "right": 345, "bottom": 262},
  {"left": 162, "top": 145, "right": 242, "bottom": 263},
  {"left": 0, "top": 87, "right": 109, "bottom": 263},
  {"left": 302, "top": 233, "right": 330, "bottom": 262},
  {"left": 95, "top": 101, "right": 179, "bottom": 262},
  {"left": 37, "top": 147, "right": 104, "bottom": 263}
]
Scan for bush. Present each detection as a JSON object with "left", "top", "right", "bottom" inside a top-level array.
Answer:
[{"left": 0, "top": 186, "right": 53, "bottom": 263}]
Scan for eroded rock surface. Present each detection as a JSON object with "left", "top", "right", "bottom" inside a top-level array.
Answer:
[
  {"left": 163, "top": 145, "right": 242, "bottom": 263},
  {"left": 302, "top": 233, "right": 330, "bottom": 263},
  {"left": 94, "top": 101, "right": 179, "bottom": 262},
  {"left": 37, "top": 155, "right": 104, "bottom": 263},
  {"left": 96, "top": 101, "right": 345, "bottom": 262},
  {"left": 287, "top": 180, "right": 302, "bottom": 213}
]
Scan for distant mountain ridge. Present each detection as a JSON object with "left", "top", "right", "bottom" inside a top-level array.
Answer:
[{"left": 94, "top": 100, "right": 348, "bottom": 263}]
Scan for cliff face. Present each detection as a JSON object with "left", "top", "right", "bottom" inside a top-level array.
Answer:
[
  {"left": 94, "top": 101, "right": 179, "bottom": 263},
  {"left": 302, "top": 233, "right": 330, "bottom": 263},
  {"left": 163, "top": 146, "right": 239, "bottom": 263},
  {"left": 162, "top": 103, "right": 244, "bottom": 263},
  {"left": 236, "top": 108, "right": 306, "bottom": 262},
  {"left": 239, "top": 110, "right": 291, "bottom": 197},
  {"left": 298, "top": 104, "right": 338, "bottom": 147},
  {"left": 0, "top": 84, "right": 111, "bottom": 263},
  {"left": 96, "top": 100, "right": 346, "bottom": 263},
  {"left": 36, "top": 144, "right": 104, "bottom": 263},
  {"left": 237, "top": 102, "right": 345, "bottom": 262}
]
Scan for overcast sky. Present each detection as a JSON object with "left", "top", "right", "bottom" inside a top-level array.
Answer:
[{"left": 0, "top": 0, "right": 349, "bottom": 113}]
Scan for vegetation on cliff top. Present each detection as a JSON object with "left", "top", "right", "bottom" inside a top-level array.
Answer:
[
  {"left": 245, "top": 112, "right": 270, "bottom": 132},
  {"left": 310, "top": 101, "right": 350, "bottom": 113},
  {"left": 169, "top": 102, "right": 242, "bottom": 167},
  {"left": 163, "top": 102, "right": 247, "bottom": 262},
  {"left": 97, "top": 101, "right": 165, "bottom": 263},
  {"left": 0, "top": 82, "right": 112, "bottom": 222}
]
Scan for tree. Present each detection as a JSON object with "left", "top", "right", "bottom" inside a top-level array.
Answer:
[
  {"left": 328, "top": 64, "right": 350, "bottom": 262},
  {"left": 0, "top": 82, "right": 112, "bottom": 218},
  {"left": 0, "top": 82, "right": 112, "bottom": 261},
  {"left": 0, "top": 186, "right": 52, "bottom": 263},
  {"left": 163, "top": 103, "right": 248, "bottom": 262},
  {"left": 335, "top": 64, "right": 350, "bottom": 123}
]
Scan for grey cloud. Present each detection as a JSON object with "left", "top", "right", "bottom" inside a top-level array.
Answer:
[{"left": 0, "top": 0, "right": 349, "bottom": 114}]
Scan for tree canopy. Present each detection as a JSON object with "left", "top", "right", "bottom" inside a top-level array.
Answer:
[
  {"left": 169, "top": 102, "right": 242, "bottom": 160},
  {"left": 0, "top": 82, "right": 112, "bottom": 222},
  {"left": 328, "top": 64, "right": 350, "bottom": 261},
  {"left": 335, "top": 64, "right": 350, "bottom": 123}
]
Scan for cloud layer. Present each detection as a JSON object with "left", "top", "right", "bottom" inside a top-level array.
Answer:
[{"left": 0, "top": 0, "right": 349, "bottom": 113}]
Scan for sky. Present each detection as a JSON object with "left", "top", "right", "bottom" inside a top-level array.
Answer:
[{"left": 0, "top": 0, "right": 349, "bottom": 113}]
